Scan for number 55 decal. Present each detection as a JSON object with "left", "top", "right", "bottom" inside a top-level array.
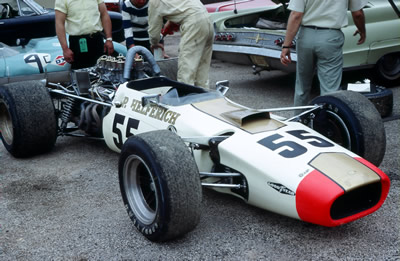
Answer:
[
  {"left": 258, "top": 130, "right": 333, "bottom": 158},
  {"left": 112, "top": 113, "right": 139, "bottom": 149},
  {"left": 258, "top": 134, "right": 307, "bottom": 158}
]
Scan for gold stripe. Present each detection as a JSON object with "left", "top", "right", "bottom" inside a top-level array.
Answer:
[
  {"left": 310, "top": 153, "right": 380, "bottom": 191},
  {"left": 193, "top": 98, "right": 285, "bottom": 133}
]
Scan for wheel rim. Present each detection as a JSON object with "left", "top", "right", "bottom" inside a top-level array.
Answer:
[
  {"left": 378, "top": 55, "right": 400, "bottom": 80},
  {"left": 123, "top": 154, "right": 158, "bottom": 225},
  {"left": 312, "top": 110, "right": 352, "bottom": 150},
  {"left": 0, "top": 101, "right": 13, "bottom": 145}
]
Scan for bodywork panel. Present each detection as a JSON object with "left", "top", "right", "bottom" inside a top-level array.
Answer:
[
  {"left": 101, "top": 78, "right": 390, "bottom": 226},
  {"left": 210, "top": 0, "right": 400, "bottom": 72},
  {"left": 0, "top": 37, "right": 127, "bottom": 84}
]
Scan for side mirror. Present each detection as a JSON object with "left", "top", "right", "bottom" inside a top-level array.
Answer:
[
  {"left": 142, "top": 94, "right": 161, "bottom": 107},
  {"left": 216, "top": 80, "right": 229, "bottom": 96},
  {"left": 16, "top": 38, "right": 29, "bottom": 47}
]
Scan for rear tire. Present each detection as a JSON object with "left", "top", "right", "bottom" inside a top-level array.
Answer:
[
  {"left": 0, "top": 80, "right": 57, "bottom": 158},
  {"left": 119, "top": 130, "right": 202, "bottom": 241},
  {"left": 371, "top": 53, "right": 400, "bottom": 87},
  {"left": 310, "top": 91, "right": 386, "bottom": 166}
]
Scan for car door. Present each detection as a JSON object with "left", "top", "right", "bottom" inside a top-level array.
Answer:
[
  {"left": 0, "top": 0, "right": 56, "bottom": 46},
  {"left": 0, "top": 44, "right": 6, "bottom": 78}
]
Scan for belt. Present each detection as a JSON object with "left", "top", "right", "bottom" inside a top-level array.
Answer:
[
  {"left": 70, "top": 31, "right": 103, "bottom": 39},
  {"left": 303, "top": 26, "right": 339, "bottom": 30}
]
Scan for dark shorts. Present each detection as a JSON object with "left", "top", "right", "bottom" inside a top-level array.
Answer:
[{"left": 69, "top": 32, "right": 104, "bottom": 70}]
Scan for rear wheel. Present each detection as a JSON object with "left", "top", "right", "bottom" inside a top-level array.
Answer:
[
  {"left": 371, "top": 53, "right": 400, "bottom": 87},
  {"left": 119, "top": 130, "right": 202, "bottom": 241},
  {"left": 309, "top": 91, "right": 386, "bottom": 166},
  {"left": 0, "top": 81, "right": 57, "bottom": 158}
]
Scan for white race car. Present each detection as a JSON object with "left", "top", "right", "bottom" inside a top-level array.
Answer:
[{"left": 0, "top": 47, "right": 390, "bottom": 242}]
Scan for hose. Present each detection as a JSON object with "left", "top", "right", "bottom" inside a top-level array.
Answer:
[{"left": 123, "top": 46, "right": 161, "bottom": 81}]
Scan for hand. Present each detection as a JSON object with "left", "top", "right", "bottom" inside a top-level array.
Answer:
[
  {"left": 280, "top": 48, "right": 292, "bottom": 66},
  {"left": 353, "top": 30, "right": 366, "bottom": 45},
  {"left": 161, "top": 21, "right": 180, "bottom": 36},
  {"left": 63, "top": 48, "right": 74, "bottom": 64},
  {"left": 104, "top": 40, "right": 114, "bottom": 55},
  {"left": 151, "top": 43, "right": 164, "bottom": 52}
]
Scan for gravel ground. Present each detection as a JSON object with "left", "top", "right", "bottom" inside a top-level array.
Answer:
[{"left": 0, "top": 34, "right": 399, "bottom": 260}]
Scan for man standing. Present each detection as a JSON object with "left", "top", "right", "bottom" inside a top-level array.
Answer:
[
  {"left": 280, "top": 0, "right": 367, "bottom": 106},
  {"left": 148, "top": 0, "right": 213, "bottom": 88},
  {"left": 55, "top": 0, "right": 114, "bottom": 69},
  {"left": 122, "top": 0, "right": 151, "bottom": 50}
]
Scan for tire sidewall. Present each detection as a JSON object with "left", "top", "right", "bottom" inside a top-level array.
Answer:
[
  {"left": 363, "top": 86, "right": 393, "bottom": 118},
  {"left": 310, "top": 95, "right": 364, "bottom": 156},
  {"left": 119, "top": 136, "right": 170, "bottom": 241},
  {"left": 0, "top": 81, "right": 57, "bottom": 157},
  {"left": 341, "top": 84, "right": 393, "bottom": 118},
  {"left": 0, "top": 87, "right": 22, "bottom": 152}
]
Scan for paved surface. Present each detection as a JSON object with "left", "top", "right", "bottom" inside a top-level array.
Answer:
[{"left": 0, "top": 33, "right": 399, "bottom": 260}]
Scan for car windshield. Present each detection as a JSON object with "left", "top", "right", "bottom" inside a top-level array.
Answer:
[
  {"left": 19, "top": 0, "right": 47, "bottom": 15},
  {"left": 0, "top": 42, "right": 20, "bottom": 58},
  {"left": 160, "top": 88, "right": 223, "bottom": 106}
]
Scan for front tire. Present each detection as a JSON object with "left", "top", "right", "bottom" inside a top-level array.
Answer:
[
  {"left": 362, "top": 86, "right": 393, "bottom": 118},
  {"left": 341, "top": 84, "right": 393, "bottom": 118},
  {"left": 0, "top": 80, "right": 57, "bottom": 157},
  {"left": 310, "top": 91, "right": 386, "bottom": 166},
  {"left": 119, "top": 130, "right": 202, "bottom": 241}
]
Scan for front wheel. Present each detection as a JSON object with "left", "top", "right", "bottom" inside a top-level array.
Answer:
[
  {"left": 309, "top": 90, "right": 386, "bottom": 166},
  {"left": 119, "top": 130, "right": 202, "bottom": 242},
  {"left": 0, "top": 80, "right": 57, "bottom": 158}
]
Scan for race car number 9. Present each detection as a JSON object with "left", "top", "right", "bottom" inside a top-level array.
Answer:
[
  {"left": 24, "top": 53, "right": 51, "bottom": 73},
  {"left": 258, "top": 129, "right": 334, "bottom": 158},
  {"left": 112, "top": 113, "right": 139, "bottom": 149}
]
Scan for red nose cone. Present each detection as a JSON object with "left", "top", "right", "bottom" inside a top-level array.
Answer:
[{"left": 296, "top": 158, "right": 390, "bottom": 227}]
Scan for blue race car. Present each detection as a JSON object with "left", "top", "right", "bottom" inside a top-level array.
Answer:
[{"left": 0, "top": 36, "right": 127, "bottom": 84}]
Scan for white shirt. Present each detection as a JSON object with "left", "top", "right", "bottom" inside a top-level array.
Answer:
[
  {"left": 288, "top": 0, "right": 367, "bottom": 29},
  {"left": 55, "top": 0, "right": 104, "bottom": 35}
]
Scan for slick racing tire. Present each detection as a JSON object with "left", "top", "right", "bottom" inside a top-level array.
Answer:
[
  {"left": 310, "top": 91, "right": 386, "bottom": 167},
  {"left": 0, "top": 80, "right": 57, "bottom": 158},
  {"left": 342, "top": 85, "right": 393, "bottom": 118},
  {"left": 362, "top": 86, "right": 393, "bottom": 118},
  {"left": 119, "top": 130, "right": 202, "bottom": 242}
]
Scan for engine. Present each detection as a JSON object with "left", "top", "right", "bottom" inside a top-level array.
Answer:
[{"left": 51, "top": 46, "right": 161, "bottom": 138}]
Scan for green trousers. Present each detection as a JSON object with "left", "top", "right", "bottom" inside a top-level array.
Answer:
[{"left": 294, "top": 26, "right": 345, "bottom": 106}]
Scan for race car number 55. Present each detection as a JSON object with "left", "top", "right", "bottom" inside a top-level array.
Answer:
[
  {"left": 112, "top": 113, "right": 139, "bottom": 149},
  {"left": 258, "top": 130, "right": 334, "bottom": 158}
]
